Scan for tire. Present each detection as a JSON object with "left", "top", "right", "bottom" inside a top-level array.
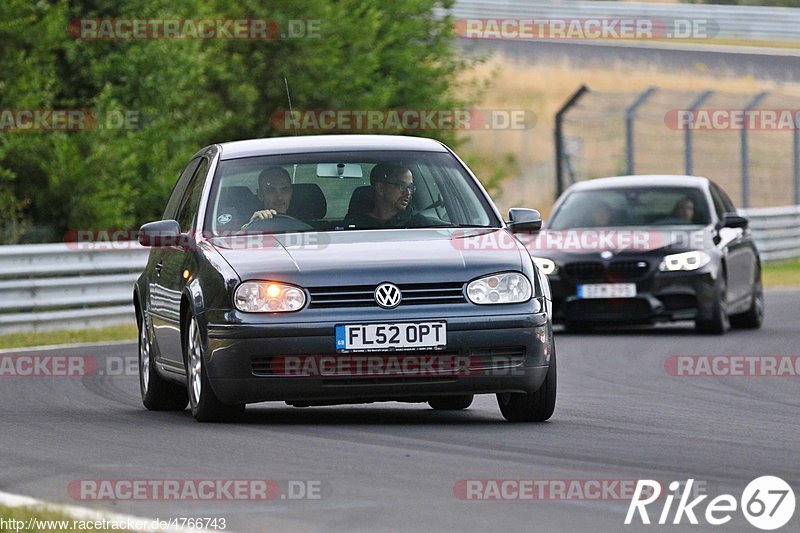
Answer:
[
  {"left": 138, "top": 311, "right": 188, "bottom": 411},
  {"left": 428, "top": 395, "right": 474, "bottom": 410},
  {"left": 730, "top": 275, "right": 764, "bottom": 330},
  {"left": 695, "top": 276, "right": 729, "bottom": 335},
  {"left": 496, "top": 349, "right": 557, "bottom": 422},
  {"left": 185, "top": 315, "right": 245, "bottom": 422}
]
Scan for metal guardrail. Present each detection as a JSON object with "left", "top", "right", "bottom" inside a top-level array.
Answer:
[
  {"left": 740, "top": 205, "right": 800, "bottom": 262},
  {"left": 451, "top": 1, "right": 800, "bottom": 42},
  {"left": 0, "top": 207, "right": 798, "bottom": 334},
  {"left": 0, "top": 243, "right": 148, "bottom": 334}
]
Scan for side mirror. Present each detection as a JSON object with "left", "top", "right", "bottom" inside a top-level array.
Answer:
[
  {"left": 138, "top": 220, "right": 183, "bottom": 247},
  {"left": 722, "top": 213, "right": 748, "bottom": 229},
  {"left": 507, "top": 208, "right": 542, "bottom": 233}
]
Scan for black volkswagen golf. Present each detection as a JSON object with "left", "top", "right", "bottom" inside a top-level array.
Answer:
[
  {"left": 528, "top": 175, "right": 763, "bottom": 334},
  {"left": 134, "top": 135, "right": 555, "bottom": 422}
]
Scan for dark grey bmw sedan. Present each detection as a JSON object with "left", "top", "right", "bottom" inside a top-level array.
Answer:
[{"left": 134, "top": 135, "right": 555, "bottom": 422}]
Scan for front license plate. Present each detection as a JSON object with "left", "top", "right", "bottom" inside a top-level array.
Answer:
[
  {"left": 577, "top": 283, "right": 637, "bottom": 299},
  {"left": 336, "top": 322, "right": 447, "bottom": 352}
]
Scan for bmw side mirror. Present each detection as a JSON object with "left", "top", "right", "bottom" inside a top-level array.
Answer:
[
  {"left": 138, "top": 220, "right": 183, "bottom": 247},
  {"left": 722, "top": 213, "right": 748, "bottom": 229},
  {"left": 507, "top": 208, "right": 542, "bottom": 233}
]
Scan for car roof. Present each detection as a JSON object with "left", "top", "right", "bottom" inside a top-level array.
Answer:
[
  {"left": 215, "top": 134, "right": 449, "bottom": 160},
  {"left": 569, "top": 175, "right": 710, "bottom": 191}
]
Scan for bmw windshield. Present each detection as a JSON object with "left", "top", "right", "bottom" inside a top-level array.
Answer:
[
  {"left": 548, "top": 187, "right": 711, "bottom": 229},
  {"left": 205, "top": 150, "right": 501, "bottom": 235}
]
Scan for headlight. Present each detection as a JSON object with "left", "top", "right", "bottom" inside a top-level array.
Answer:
[
  {"left": 532, "top": 257, "right": 558, "bottom": 275},
  {"left": 658, "top": 251, "right": 711, "bottom": 272},
  {"left": 467, "top": 272, "right": 532, "bottom": 305},
  {"left": 234, "top": 281, "right": 306, "bottom": 312}
]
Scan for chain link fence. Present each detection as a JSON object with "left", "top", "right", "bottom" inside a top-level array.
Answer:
[{"left": 557, "top": 87, "right": 800, "bottom": 208}]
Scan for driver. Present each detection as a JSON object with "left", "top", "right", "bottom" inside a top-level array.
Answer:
[
  {"left": 242, "top": 167, "right": 293, "bottom": 229},
  {"left": 671, "top": 196, "right": 695, "bottom": 222}
]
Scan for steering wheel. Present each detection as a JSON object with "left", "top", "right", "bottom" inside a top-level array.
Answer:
[{"left": 245, "top": 214, "right": 314, "bottom": 232}]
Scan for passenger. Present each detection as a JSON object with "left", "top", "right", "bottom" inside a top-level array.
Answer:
[
  {"left": 344, "top": 163, "right": 428, "bottom": 229},
  {"left": 589, "top": 202, "right": 613, "bottom": 227}
]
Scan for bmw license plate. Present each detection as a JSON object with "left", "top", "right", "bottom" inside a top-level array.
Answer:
[
  {"left": 336, "top": 322, "right": 446, "bottom": 352},
  {"left": 577, "top": 283, "right": 637, "bottom": 299}
]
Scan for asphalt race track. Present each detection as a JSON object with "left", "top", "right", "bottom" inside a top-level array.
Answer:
[
  {"left": 1, "top": 289, "right": 798, "bottom": 532},
  {"left": 462, "top": 39, "right": 800, "bottom": 82}
]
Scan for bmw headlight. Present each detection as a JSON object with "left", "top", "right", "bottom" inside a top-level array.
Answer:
[
  {"left": 658, "top": 251, "right": 711, "bottom": 272},
  {"left": 532, "top": 257, "right": 558, "bottom": 276},
  {"left": 467, "top": 272, "right": 532, "bottom": 305},
  {"left": 234, "top": 281, "right": 306, "bottom": 312}
]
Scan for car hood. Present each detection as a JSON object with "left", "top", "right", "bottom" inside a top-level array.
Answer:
[
  {"left": 208, "top": 228, "right": 523, "bottom": 286},
  {"left": 527, "top": 226, "right": 713, "bottom": 260}
]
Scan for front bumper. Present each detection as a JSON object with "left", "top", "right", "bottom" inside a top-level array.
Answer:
[
  {"left": 549, "top": 269, "right": 718, "bottom": 325},
  {"left": 199, "top": 310, "right": 552, "bottom": 405}
]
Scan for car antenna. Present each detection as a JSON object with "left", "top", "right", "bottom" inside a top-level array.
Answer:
[
  {"left": 284, "top": 77, "right": 297, "bottom": 137},
  {"left": 284, "top": 77, "right": 299, "bottom": 182}
]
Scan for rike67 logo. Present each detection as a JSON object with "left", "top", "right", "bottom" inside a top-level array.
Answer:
[{"left": 626, "top": 477, "right": 795, "bottom": 530}]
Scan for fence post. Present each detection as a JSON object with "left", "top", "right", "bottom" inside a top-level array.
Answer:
[
  {"left": 740, "top": 92, "right": 768, "bottom": 209},
  {"left": 794, "top": 127, "right": 799, "bottom": 206},
  {"left": 555, "top": 85, "right": 589, "bottom": 198},
  {"left": 625, "top": 87, "right": 657, "bottom": 175},
  {"left": 684, "top": 90, "right": 714, "bottom": 176}
]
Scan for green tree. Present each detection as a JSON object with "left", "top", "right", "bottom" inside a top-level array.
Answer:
[{"left": 0, "top": 0, "right": 471, "bottom": 243}]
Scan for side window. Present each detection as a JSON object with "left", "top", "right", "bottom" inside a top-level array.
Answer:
[
  {"left": 716, "top": 184, "right": 737, "bottom": 213},
  {"left": 708, "top": 185, "right": 726, "bottom": 221},
  {"left": 163, "top": 158, "right": 201, "bottom": 220},
  {"left": 176, "top": 158, "right": 209, "bottom": 231}
]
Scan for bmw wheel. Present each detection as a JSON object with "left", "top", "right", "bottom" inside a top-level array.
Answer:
[
  {"left": 730, "top": 273, "right": 764, "bottom": 330},
  {"left": 696, "top": 276, "right": 729, "bottom": 335}
]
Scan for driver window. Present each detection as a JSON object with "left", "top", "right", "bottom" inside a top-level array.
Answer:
[{"left": 176, "top": 158, "right": 209, "bottom": 231}]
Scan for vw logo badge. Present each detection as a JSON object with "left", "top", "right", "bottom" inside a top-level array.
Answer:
[
  {"left": 374, "top": 283, "right": 402, "bottom": 309},
  {"left": 600, "top": 250, "right": 614, "bottom": 260}
]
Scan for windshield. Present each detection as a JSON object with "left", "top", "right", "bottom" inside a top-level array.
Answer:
[
  {"left": 548, "top": 187, "right": 711, "bottom": 230},
  {"left": 205, "top": 150, "right": 499, "bottom": 235}
]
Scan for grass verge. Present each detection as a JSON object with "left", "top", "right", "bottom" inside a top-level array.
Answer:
[
  {"left": 0, "top": 324, "right": 137, "bottom": 351},
  {"left": 650, "top": 37, "right": 800, "bottom": 51},
  {"left": 0, "top": 504, "right": 123, "bottom": 532},
  {"left": 762, "top": 258, "right": 800, "bottom": 287}
]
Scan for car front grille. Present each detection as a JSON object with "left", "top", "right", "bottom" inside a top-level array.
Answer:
[
  {"left": 306, "top": 282, "right": 466, "bottom": 309},
  {"left": 564, "top": 260, "right": 650, "bottom": 282},
  {"left": 251, "top": 347, "right": 526, "bottom": 377}
]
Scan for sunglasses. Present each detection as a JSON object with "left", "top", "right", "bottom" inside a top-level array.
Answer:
[{"left": 383, "top": 181, "right": 416, "bottom": 193}]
